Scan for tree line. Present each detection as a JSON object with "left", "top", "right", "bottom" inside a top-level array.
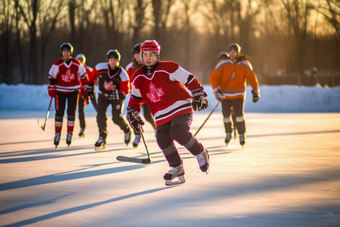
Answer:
[{"left": 1, "top": 0, "right": 340, "bottom": 85}]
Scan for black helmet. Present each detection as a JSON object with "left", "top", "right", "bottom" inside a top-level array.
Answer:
[
  {"left": 76, "top": 53, "right": 86, "bottom": 64},
  {"left": 132, "top": 43, "right": 142, "bottom": 54},
  {"left": 227, "top": 43, "right": 241, "bottom": 54},
  {"left": 60, "top": 43, "right": 73, "bottom": 55},
  {"left": 218, "top": 52, "right": 229, "bottom": 60},
  {"left": 106, "top": 49, "right": 121, "bottom": 61}
]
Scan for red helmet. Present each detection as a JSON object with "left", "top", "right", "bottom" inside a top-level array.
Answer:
[{"left": 140, "top": 40, "right": 161, "bottom": 66}]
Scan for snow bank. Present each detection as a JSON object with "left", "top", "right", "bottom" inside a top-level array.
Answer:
[{"left": 0, "top": 83, "right": 339, "bottom": 113}]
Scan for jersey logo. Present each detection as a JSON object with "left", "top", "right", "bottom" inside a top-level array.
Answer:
[
  {"left": 61, "top": 69, "right": 75, "bottom": 82},
  {"left": 147, "top": 82, "right": 164, "bottom": 102},
  {"left": 104, "top": 80, "right": 116, "bottom": 91},
  {"left": 230, "top": 70, "right": 237, "bottom": 80}
]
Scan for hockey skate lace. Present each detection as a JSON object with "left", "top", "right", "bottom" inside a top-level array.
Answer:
[
  {"left": 125, "top": 132, "right": 130, "bottom": 140},
  {"left": 54, "top": 133, "right": 60, "bottom": 141},
  {"left": 67, "top": 133, "right": 72, "bottom": 141},
  {"left": 133, "top": 135, "right": 141, "bottom": 143},
  {"left": 168, "top": 166, "right": 180, "bottom": 175},
  {"left": 196, "top": 151, "right": 207, "bottom": 167},
  {"left": 97, "top": 137, "right": 105, "bottom": 143}
]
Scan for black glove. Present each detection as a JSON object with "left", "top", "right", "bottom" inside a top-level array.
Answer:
[
  {"left": 214, "top": 88, "right": 223, "bottom": 101},
  {"left": 192, "top": 87, "right": 209, "bottom": 111},
  {"left": 251, "top": 89, "right": 260, "bottom": 103},
  {"left": 126, "top": 106, "right": 145, "bottom": 133},
  {"left": 87, "top": 82, "right": 94, "bottom": 96}
]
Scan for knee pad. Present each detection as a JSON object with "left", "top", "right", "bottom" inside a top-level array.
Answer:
[
  {"left": 236, "top": 115, "right": 244, "bottom": 122},
  {"left": 170, "top": 125, "right": 191, "bottom": 145}
]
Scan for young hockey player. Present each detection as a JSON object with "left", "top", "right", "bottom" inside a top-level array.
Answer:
[
  {"left": 126, "top": 40, "right": 210, "bottom": 186},
  {"left": 126, "top": 43, "right": 157, "bottom": 146},
  {"left": 210, "top": 43, "right": 260, "bottom": 147},
  {"left": 75, "top": 53, "right": 97, "bottom": 138},
  {"left": 87, "top": 49, "right": 132, "bottom": 150},
  {"left": 217, "top": 52, "right": 237, "bottom": 138},
  {"left": 48, "top": 42, "right": 87, "bottom": 148}
]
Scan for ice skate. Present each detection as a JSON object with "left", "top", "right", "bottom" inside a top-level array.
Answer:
[
  {"left": 66, "top": 132, "right": 73, "bottom": 147},
  {"left": 124, "top": 131, "right": 131, "bottom": 146},
  {"left": 225, "top": 133, "right": 232, "bottom": 146},
  {"left": 54, "top": 132, "right": 61, "bottom": 149},
  {"left": 95, "top": 136, "right": 106, "bottom": 151},
  {"left": 78, "top": 128, "right": 85, "bottom": 138},
  {"left": 239, "top": 134, "right": 245, "bottom": 148},
  {"left": 196, "top": 148, "right": 210, "bottom": 174},
  {"left": 164, "top": 165, "right": 185, "bottom": 186},
  {"left": 132, "top": 134, "right": 141, "bottom": 148}
]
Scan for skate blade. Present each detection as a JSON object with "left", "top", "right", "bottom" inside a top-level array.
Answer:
[
  {"left": 95, "top": 145, "right": 105, "bottom": 151},
  {"left": 79, "top": 134, "right": 85, "bottom": 138},
  {"left": 165, "top": 176, "right": 185, "bottom": 186}
]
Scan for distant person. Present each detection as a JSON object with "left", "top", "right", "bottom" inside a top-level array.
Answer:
[
  {"left": 75, "top": 53, "right": 97, "bottom": 138},
  {"left": 48, "top": 43, "right": 87, "bottom": 148},
  {"left": 87, "top": 49, "right": 132, "bottom": 150},
  {"left": 311, "top": 67, "right": 317, "bottom": 85},
  {"left": 126, "top": 40, "right": 210, "bottom": 186},
  {"left": 210, "top": 43, "right": 260, "bottom": 147},
  {"left": 126, "top": 43, "right": 157, "bottom": 147},
  {"left": 217, "top": 52, "right": 237, "bottom": 138}
]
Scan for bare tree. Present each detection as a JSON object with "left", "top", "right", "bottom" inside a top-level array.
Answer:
[
  {"left": 39, "top": 0, "right": 65, "bottom": 84},
  {"left": 314, "top": 0, "right": 340, "bottom": 46},
  {"left": 100, "top": 0, "right": 129, "bottom": 47},
  {"left": 151, "top": 0, "right": 175, "bottom": 41},
  {"left": 0, "top": 0, "right": 15, "bottom": 83},
  {"left": 15, "top": 0, "right": 40, "bottom": 84}
]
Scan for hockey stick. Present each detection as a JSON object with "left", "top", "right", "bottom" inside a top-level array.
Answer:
[
  {"left": 38, "top": 97, "right": 53, "bottom": 131},
  {"left": 116, "top": 125, "right": 152, "bottom": 164},
  {"left": 194, "top": 100, "right": 221, "bottom": 137}
]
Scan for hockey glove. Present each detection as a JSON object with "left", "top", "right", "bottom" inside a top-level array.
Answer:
[
  {"left": 87, "top": 82, "right": 94, "bottom": 96},
  {"left": 47, "top": 85, "right": 56, "bottom": 98},
  {"left": 251, "top": 89, "right": 260, "bottom": 103},
  {"left": 213, "top": 87, "right": 224, "bottom": 101},
  {"left": 192, "top": 87, "right": 209, "bottom": 111},
  {"left": 126, "top": 106, "right": 144, "bottom": 133}
]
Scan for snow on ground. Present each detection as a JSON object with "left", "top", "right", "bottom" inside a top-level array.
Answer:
[{"left": 0, "top": 84, "right": 339, "bottom": 116}]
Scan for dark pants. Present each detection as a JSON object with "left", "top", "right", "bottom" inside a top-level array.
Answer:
[
  {"left": 142, "top": 103, "right": 156, "bottom": 129},
  {"left": 78, "top": 93, "right": 97, "bottom": 129},
  {"left": 156, "top": 113, "right": 203, "bottom": 167},
  {"left": 221, "top": 98, "right": 246, "bottom": 134},
  {"left": 96, "top": 94, "right": 130, "bottom": 139},
  {"left": 55, "top": 91, "right": 79, "bottom": 133}
]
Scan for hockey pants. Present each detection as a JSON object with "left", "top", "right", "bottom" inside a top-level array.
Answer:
[
  {"left": 221, "top": 98, "right": 246, "bottom": 134},
  {"left": 55, "top": 91, "right": 78, "bottom": 133},
  {"left": 96, "top": 95, "right": 130, "bottom": 139},
  {"left": 156, "top": 113, "right": 204, "bottom": 167}
]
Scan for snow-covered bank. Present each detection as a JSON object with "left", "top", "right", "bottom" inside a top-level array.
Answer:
[{"left": 0, "top": 83, "right": 339, "bottom": 113}]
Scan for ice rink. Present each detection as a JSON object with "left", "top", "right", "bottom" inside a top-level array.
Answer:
[{"left": 0, "top": 112, "right": 339, "bottom": 227}]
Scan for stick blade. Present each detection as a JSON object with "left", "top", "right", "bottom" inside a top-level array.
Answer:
[
  {"left": 37, "top": 119, "right": 45, "bottom": 131},
  {"left": 116, "top": 155, "right": 151, "bottom": 164}
]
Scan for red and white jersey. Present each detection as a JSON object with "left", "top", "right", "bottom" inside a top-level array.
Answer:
[
  {"left": 82, "top": 65, "right": 93, "bottom": 85},
  {"left": 128, "top": 61, "right": 203, "bottom": 126},
  {"left": 48, "top": 57, "right": 86, "bottom": 93},
  {"left": 125, "top": 62, "right": 134, "bottom": 78}
]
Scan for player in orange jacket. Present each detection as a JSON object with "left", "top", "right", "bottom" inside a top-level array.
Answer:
[{"left": 210, "top": 43, "right": 260, "bottom": 147}]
